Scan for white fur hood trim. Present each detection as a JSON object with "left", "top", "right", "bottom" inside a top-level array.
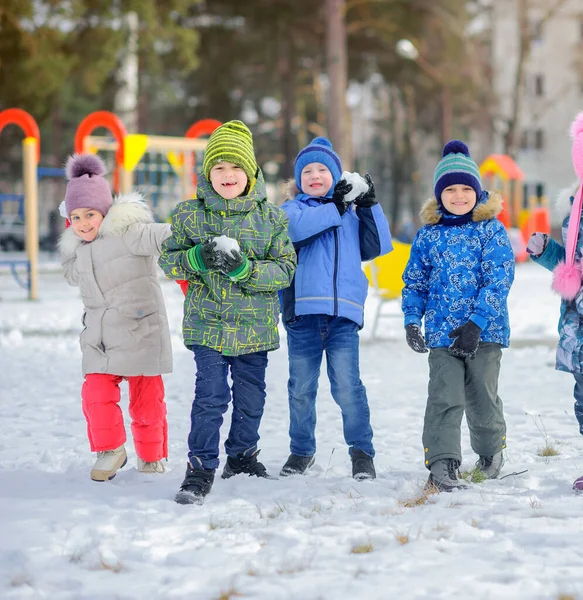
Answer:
[
  {"left": 58, "top": 191, "right": 154, "bottom": 257},
  {"left": 555, "top": 181, "right": 581, "bottom": 218}
]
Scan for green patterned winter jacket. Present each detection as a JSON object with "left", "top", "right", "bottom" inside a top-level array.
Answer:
[{"left": 159, "top": 170, "right": 296, "bottom": 356}]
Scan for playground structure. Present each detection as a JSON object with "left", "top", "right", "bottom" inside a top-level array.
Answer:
[
  {"left": 74, "top": 111, "right": 221, "bottom": 221},
  {"left": 0, "top": 108, "right": 40, "bottom": 300},
  {"left": 479, "top": 154, "right": 551, "bottom": 262}
]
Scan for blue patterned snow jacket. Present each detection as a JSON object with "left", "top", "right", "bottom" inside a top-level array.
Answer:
[
  {"left": 402, "top": 191, "right": 515, "bottom": 348},
  {"left": 531, "top": 194, "right": 583, "bottom": 373},
  {"left": 280, "top": 181, "right": 392, "bottom": 327}
]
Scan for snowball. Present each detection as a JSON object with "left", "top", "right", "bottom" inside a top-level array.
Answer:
[
  {"left": 212, "top": 235, "right": 240, "bottom": 257},
  {"left": 341, "top": 171, "right": 369, "bottom": 203}
]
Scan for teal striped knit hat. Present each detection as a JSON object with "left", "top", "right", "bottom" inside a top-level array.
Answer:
[
  {"left": 433, "top": 140, "right": 482, "bottom": 204},
  {"left": 202, "top": 120, "right": 258, "bottom": 183}
]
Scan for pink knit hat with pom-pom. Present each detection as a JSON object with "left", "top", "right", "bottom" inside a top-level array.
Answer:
[
  {"left": 63, "top": 154, "right": 112, "bottom": 219},
  {"left": 552, "top": 112, "right": 583, "bottom": 300}
]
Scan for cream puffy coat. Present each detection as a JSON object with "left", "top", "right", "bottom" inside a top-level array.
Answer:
[{"left": 59, "top": 192, "right": 173, "bottom": 376}]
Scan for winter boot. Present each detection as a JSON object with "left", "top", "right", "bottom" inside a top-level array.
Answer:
[
  {"left": 221, "top": 449, "right": 276, "bottom": 480},
  {"left": 90, "top": 445, "right": 127, "bottom": 482},
  {"left": 351, "top": 449, "right": 376, "bottom": 481},
  {"left": 174, "top": 460, "right": 215, "bottom": 505},
  {"left": 137, "top": 458, "right": 166, "bottom": 474},
  {"left": 573, "top": 475, "right": 583, "bottom": 492},
  {"left": 280, "top": 454, "right": 315, "bottom": 477},
  {"left": 426, "top": 459, "right": 468, "bottom": 492},
  {"left": 475, "top": 452, "right": 504, "bottom": 479}
]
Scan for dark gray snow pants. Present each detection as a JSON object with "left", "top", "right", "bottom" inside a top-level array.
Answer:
[{"left": 423, "top": 342, "right": 506, "bottom": 469}]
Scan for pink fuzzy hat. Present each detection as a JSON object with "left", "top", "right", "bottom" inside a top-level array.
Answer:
[
  {"left": 63, "top": 154, "right": 113, "bottom": 219},
  {"left": 552, "top": 112, "right": 583, "bottom": 300}
]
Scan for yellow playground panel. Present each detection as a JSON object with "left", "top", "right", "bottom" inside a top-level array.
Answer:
[{"left": 364, "top": 240, "right": 411, "bottom": 340}]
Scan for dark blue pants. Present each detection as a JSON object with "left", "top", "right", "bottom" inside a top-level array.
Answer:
[
  {"left": 187, "top": 345, "right": 268, "bottom": 470},
  {"left": 284, "top": 315, "right": 374, "bottom": 458},
  {"left": 573, "top": 374, "right": 583, "bottom": 435}
]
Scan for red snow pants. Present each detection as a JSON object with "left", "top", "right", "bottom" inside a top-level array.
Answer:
[{"left": 81, "top": 374, "right": 168, "bottom": 462}]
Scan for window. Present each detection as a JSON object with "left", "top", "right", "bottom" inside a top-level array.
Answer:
[
  {"left": 535, "top": 129, "right": 545, "bottom": 150},
  {"left": 534, "top": 75, "right": 544, "bottom": 97},
  {"left": 520, "top": 130, "right": 529, "bottom": 150}
]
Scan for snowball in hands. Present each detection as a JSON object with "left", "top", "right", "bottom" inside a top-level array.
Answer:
[
  {"left": 340, "top": 171, "right": 369, "bottom": 204},
  {"left": 212, "top": 235, "right": 240, "bottom": 257}
]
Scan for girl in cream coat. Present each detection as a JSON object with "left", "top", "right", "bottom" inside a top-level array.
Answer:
[{"left": 59, "top": 154, "right": 172, "bottom": 482}]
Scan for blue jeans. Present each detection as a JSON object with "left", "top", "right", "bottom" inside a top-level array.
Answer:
[
  {"left": 573, "top": 374, "right": 583, "bottom": 435},
  {"left": 187, "top": 345, "right": 268, "bottom": 470},
  {"left": 284, "top": 314, "right": 374, "bottom": 457}
]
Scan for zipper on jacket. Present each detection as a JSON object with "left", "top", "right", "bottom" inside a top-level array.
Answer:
[{"left": 333, "top": 229, "right": 339, "bottom": 316}]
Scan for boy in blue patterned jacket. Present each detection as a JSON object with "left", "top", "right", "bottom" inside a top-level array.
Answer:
[
  {"left": 402, "top": 140, "right": 515, "bottom": 492},
  {"left": 279, "top": 137, "right": 392, "bottom": 480}
]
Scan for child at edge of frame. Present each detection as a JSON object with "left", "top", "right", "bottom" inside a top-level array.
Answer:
[
  {"left": 59, "top": 153, "right": 172, "bottom": 482},
  {"left": 401, "top": 139, "right": 515, "bottom": 492},
  {"left": 158, "top": 120, "right": 296, "bottom": 505}
]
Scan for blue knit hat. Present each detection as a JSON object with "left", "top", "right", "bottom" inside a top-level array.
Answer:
[
  {"left": 294, "top": 137, "right": 342, "bottom": 194},
  {"left": 433, "top": 140, "right": 482, "bottom": 204}
]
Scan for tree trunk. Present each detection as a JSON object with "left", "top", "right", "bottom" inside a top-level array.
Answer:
[{"left": 326, "top": 0, "right": 350, "bottom": 168}]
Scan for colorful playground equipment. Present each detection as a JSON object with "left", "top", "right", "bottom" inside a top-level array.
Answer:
[
  {"left": 479, "top": 153, "right": 551, "bottom": 262},
  {"left": 74, "top": 111, "right": 221, "bottom": 220},
  {"left": 0, "top": 108, "right": 40, "bottom": 299}
]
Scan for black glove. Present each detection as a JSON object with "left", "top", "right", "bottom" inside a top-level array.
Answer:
[
  {"left": 354, "top": 174, "right": 376, "bottom": 208},
  {"left": 405, "top": 324, "right": 428, "bottom": 353},
  {"left": 331, "top": 179, "right": 353, "bottom": 217},
  {"left": 185, "top": 240, "right": 222, "bottom": 273},
  {"left": 448, "top": 321, "right": 482, "bottom": 359}
]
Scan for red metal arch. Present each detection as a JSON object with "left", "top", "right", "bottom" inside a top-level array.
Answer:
[
  {"left": 185, "top": 118, "right": 222, "bottom": 140},
  {"left": 0, "top": 108, "right": 40, "bottom": 162},
  {"left": 74, "top": 111, "right": 127, "bottom": 166}
]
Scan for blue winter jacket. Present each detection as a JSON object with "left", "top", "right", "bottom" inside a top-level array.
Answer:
[
  {"left": 402, "top": 192, "right": 515, "bottom": 348},
  {"left": 531, "top": 196, "right": 583, "bottom": 373},
  {"left": 281, "top": 182, "right": 392, "bottom": 327}
]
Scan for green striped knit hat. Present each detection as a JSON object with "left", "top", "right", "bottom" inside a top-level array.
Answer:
[
  {"left": 433, "top": 140, "right": 482, "bottom": 205},
  {"left": 202, "top": 120, "right": 258, "bottom": 184}
]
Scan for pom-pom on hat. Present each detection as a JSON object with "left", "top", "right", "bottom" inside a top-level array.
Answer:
[
  {"left": 202, "top": 120, "right": 258, "bottom": 183},
  {"left": 63, "top": 154, "right": 113, "bottom": 219},
  {"left": 433, "top": 140, "right": 482, "bottom": 204},
  {"left": 294, "top": 136, "right": 342, "bottom": 194}
]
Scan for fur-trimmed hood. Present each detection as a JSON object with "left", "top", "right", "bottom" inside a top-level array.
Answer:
[
  {"left": 59, "top": 191, "right": 154, "bottom": 257},
  {"left": 419, "top": 190, "right": 503, "bottom": 225},
  {"left": 554, "top": 181, "right": 581, "bottom": 218}
]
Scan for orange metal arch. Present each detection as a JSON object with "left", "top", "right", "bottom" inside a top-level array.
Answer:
[
  {"left": 185, "top": 118, "right": 222, "bottom": 140},
  {"left": 0, "top": 108, "right": 40, "bottom": 162},
  {"left": 74, "top": 111, "right": 127, "bottom": 166}
]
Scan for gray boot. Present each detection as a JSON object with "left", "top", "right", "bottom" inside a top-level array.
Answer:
[
  {"left": 426, "top": 459, "right": 468, "bottom": 492},
  {"left": 475, "top": 452, "right": 504, "bottom": 479}
]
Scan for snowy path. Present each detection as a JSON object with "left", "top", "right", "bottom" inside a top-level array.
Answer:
[{"left": 1, "top": 261, "right": 582, "bottom": 600}]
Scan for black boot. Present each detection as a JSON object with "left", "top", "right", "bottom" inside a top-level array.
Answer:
[
  {"left": 351, "top": 449, "right": 376, "bottom": 480},
  {"left": 175, "top": 460, "right": 215, "bottom": 505},
  {"left": 280, "top": 454, "right": 315, "bottom": 477},
  {"left": 221, "top": 449, "right": 276, "bottom": 479}
]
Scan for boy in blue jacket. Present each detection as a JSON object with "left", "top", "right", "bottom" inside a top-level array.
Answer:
[
  {"left": 402, "top": 140, "right": 515, "bottom": 492},
  {"left": 280, "top": 137, "right": 392, "bottom": 480}
]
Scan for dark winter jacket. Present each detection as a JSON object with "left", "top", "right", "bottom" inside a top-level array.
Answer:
[
  {"left": 158, "top": 170, "right": 296, "bottom": 356},
  {"left": 280, "top": 181, "right": 392, "bottom": 327},
  {"left": 402, "top": 191, "right": 515, "bottom": 348}
]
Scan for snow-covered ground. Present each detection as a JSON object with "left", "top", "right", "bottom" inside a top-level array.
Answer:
[{"left": 1, "top": 256, "right": 582, "bottom": 600}]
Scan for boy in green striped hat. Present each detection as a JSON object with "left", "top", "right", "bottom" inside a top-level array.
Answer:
[
  {"left": 159, "top": 120, "right": 296, "bottom": 505},
  {"left": 401, "top": 140, "right": 515, "bottom": 492}
]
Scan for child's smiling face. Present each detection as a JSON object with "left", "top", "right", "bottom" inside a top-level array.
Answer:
[
  {"left": 70, "top": 207, "right": 104, "bottom": 242},
  {"left": 440, "top": 184, "right": 477, "bottom": 215},
  {"left": 209, "top": 161, "right": 248, "bottom": 199},
  {"left": 300, "top": 162, "right": 333, "bottom": 197}
]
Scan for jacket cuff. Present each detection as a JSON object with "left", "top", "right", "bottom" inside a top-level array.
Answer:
[
  {"left": 404, "top": 314, "right": 422, "bottom": 327},
  {"left": 469, "top": 314, "right": 487, "bottom": 330},
  {"left": 229, "top": 255, "right": 251, "bottom": 282}
]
